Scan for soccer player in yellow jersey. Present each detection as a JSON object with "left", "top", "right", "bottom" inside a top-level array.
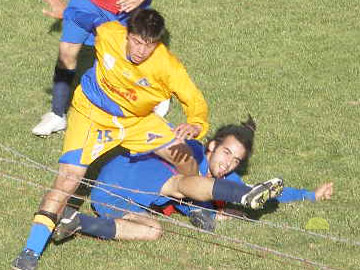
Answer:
[{"left": 13, "top": 9, "right": 209, "bottom": 270}]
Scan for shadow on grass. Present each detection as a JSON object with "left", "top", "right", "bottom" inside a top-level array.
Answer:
[
  {"left": 48, "top": 20, "right": 62, "bottom": 34},
  {"left": 244, "top": 200, "right": 280, "bottom": 220}
]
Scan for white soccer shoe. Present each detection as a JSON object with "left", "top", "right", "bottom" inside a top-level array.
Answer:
[{"left": 32, "top": 112, "right": 66, "bottom": 136}]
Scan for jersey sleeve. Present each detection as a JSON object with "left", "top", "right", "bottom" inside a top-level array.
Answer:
[
  {"left": 275, "top": 187, "right": 316, "bottom": 203},
  {"left": 161, "top": 54, "right": 209, "bottom": 139}
]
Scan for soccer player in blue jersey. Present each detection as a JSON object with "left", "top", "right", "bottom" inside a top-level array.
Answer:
[
  {"left": 50, "top": 116, "right": 333, "bottom": 242},
  {"left": 32, "top": 0, "right": 153, "bottom": 136}
]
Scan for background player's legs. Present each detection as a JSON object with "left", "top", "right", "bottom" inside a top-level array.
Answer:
[
  {"left": 51, "top": 43, "right": 82, "bottom": 118},
  {"left": 32, "top": 42, "right": 82, "bottom": 136}
]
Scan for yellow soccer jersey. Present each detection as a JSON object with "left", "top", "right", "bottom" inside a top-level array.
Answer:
[{"left": 87, "top": 21, "right": 209, "bottom": 138}]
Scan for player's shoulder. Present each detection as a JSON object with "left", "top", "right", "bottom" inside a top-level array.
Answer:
[
  {"left": 152, "top": 43, "right": 181, "bottom": 67},
  {"left": 97, "top": 21, "right": 126, "bottom": 36}
]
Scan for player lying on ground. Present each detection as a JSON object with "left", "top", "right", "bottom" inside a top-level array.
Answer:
[
  {"left": 13, "top": 9, "right": 209, "bottom": 270},
  {"left": 52, "top": 116, "right": 332, "bottom": 243}
]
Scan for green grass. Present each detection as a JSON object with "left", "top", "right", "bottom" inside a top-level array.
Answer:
[{"left": 1, "top": 0, "right": 360, "bottom": 269}]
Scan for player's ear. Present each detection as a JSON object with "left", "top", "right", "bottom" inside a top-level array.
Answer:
[{"left": 208, "top": 140, "right": 217, "bottom": 152}]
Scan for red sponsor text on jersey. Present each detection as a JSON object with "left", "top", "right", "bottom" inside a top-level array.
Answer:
[{"left": 100, "top": 77, "right": 138, "bottom": 101}]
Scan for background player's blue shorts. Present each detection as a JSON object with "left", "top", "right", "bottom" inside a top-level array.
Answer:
[
  {"left": 61, "top": 0, "right": 151, "bottom": 46},
  {"left": 91, "top": 154, "right": 175, "bottom": 218}
]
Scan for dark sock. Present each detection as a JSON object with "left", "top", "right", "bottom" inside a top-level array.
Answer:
[
  {"left": 212, "top": 179, "right": 252, "bottom": 203},
  {"left": 78, "top": 213, "right": 116, "bottom": 239},
  {"left": 52, "top": 67, "right": 76, "bottom": 116}
]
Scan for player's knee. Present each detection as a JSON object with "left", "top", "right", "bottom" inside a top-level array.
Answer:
[
  {"left": 58, "top": 54, "right": 77, "bottom": 69},
  {"left": 136, "top": 218, "right": 163, "bottom": 241},
  {"left": 54, "top": 164, "right": 86, "bottom": 192},
  {"left": 58, "top": 43, "right": 80, "bottom": 69}
]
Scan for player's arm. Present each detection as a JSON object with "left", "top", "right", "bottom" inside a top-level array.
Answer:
[
  {"left": 164, "top": 56, "right": 209, "bottom": 140},
  {"left": 223, "top": 172, "right": 334, "bottom": 203},
  {"left": 276, "top": 182, "right": 334, "bottom": 203}
]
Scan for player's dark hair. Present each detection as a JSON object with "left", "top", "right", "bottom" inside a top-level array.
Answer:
[
  {"left": 127, "top": 8, "right": 165, "bottom": 42},
  {"left": 208, "top": 114, "right": 256, "bottom": 162}
]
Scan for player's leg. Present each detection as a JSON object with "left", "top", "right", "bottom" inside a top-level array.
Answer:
[
  {"left": 160, "top": 175, "right": 284, "bottom": 209},
  {"left": 51, "top": 42, "right": 82, "bottom": 116},
  {"left": 115, "top": 213, "right": 162, "bottom": 240},
  {"left": 13, "top": 97, "right": 99, "bottom": 270},
  {"left": 12, "top": 164, "right": 86, "bottom": 270},
  {"left": 32, "top": 0, "right": 94, "bottom": 136},
  {"left": 40, "top": 164, "right": 87, "bottom": 214},
  {"left": 53, "top": 208, "right": 162, "bottom": 242}
]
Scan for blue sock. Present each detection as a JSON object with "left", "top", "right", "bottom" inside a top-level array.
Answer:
[
  {"left": 79, "top": 213, "right": 116, "bottom": 239},
  {"left": 51, "top": 67, "right": 76, "bottom": 117},
  {"left": 212, "top": 179, "right": 252, "bottom": 203},
  {"left": 25, "top": 223, "right": 52, "bottom": 255}
]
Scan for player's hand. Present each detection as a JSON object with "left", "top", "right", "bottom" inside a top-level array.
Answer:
[
  {"left": 167, "top": 142, "right": 192, "bottom": 163},
  {"left": 42, "top": 0, "right": 66, "bottom": 19},
  {"left": 174, "top": 123, "right": 201, "bottom": 140},
  {"left": 314, "top": 182, "right": 333, "bottom": 201},
  {"left": 116, "top": 0, "right": 145, "bottom": 13}
]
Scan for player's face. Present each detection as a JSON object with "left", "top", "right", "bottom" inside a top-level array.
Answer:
[
  {"left": 126, "top": 33, "right": 158, "bottom": 64},
  {"left": 207, "top": 135, "right": 246, "bottom": 178}
]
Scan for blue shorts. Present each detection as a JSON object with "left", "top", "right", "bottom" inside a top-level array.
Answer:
[
  {"left": 61, "top": 0, "right": 151, "bottom": 46},
  {"left": 91, "top": 154, "right": 176, "bottom": 218}
]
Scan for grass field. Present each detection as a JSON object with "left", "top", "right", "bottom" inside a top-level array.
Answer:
[{"left": 1, "top": 0, "right": 360, "bottom": 269}]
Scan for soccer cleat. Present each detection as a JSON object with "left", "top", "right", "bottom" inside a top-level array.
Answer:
[
  {"left": 32, "top": 112, "right": 66, "bottom": 136},
  {"left": 12, "top": 249, "right": 39, "bottom": 270},
  {"left": 241, "top": 177, "right": 284, "bottom": 209},
  {"left": 52, "top": 206, "right": 81, "bottom": 242},
  {"left": 189, "top": 209, "right": 216, "bottom": 232}
]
